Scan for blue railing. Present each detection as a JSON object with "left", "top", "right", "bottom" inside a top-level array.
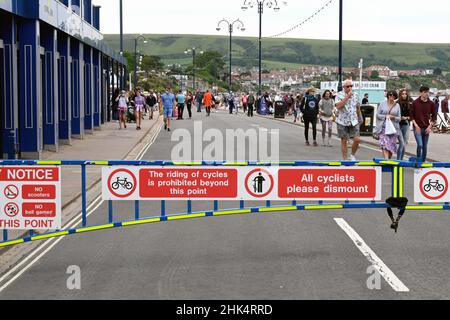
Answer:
[{"left": 0, "top": 159, "right": 449, "bottom": 248}]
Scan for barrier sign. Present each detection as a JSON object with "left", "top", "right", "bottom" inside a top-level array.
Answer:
[
  {"left": 0, "top": 167, "right": 61, "bottom": 230},
  {"left": 103, "top": 167, "right": 382, "bottom": 201},
  {"left": 415, "top": 169, "right": 450, "bottom": 202}
]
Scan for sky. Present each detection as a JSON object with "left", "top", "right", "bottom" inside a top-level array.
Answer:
[{"left": 92, "top": 0, "right": 450, "bottom": 43}]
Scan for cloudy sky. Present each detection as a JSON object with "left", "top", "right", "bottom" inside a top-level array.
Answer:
[{"left": 92, "top": 0, "right": 450, "bottom": 43}]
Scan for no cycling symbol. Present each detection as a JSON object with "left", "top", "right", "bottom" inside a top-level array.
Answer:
[
  {"left": 420, "top": 171, "right": 448, "bottom": 201},
  {"left": 107, "top": 169, "right": 137, "bottom": 198},
  {"left": 245, "top": 169, "right": 274, "bottom": 198}
]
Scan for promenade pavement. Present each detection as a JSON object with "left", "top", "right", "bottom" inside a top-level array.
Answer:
[{"left": 0, "top": 114, "right": 163, "bottom": 271}]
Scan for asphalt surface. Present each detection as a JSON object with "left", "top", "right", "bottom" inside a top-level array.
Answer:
[{"left": 0, "top": 110, "right": 449, "bottom": 300}]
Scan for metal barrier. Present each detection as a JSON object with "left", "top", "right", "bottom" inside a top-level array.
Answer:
[{"left": 0, "top": 159, "right": 449, "bottom": 248}]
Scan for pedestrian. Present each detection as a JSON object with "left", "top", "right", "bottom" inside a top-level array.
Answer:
[
  {"left": 116, "top": 90, "right": 128, "bottom": 130},
  {"left": 242, "top": 93, "right": 248, "bottom": 114},
  {"left": 300, "top": 87, "right": 320, "bottom": 147},
  {"left": 410, "top": 86, "right": 437, "bottom": 162},
  {"left": 397, "top": 89, "right": 412, "bottom": 160},
  {"left": 161, "top": 87, "right": 175, "bottom": 132},
  {"left": 362, "top": 93, "right": 369, "bottom": 105},
  {"left": 146, "top": 91, "right": 157, "bottom": 120},
  {"left": 134, "top": 89, "right": 146, "bottom": 130},
  {"left": 294, "top": 94, "right": 303, "bottom": 123},
  {"left": 433, "top": 94, "right": 441, "bottom": 114},
  {"left": 228, "top": 92, "right": 235, "bottom": 114},
  {"left": 203, "top": 89, "right": 214, "bottom": 116},
  {"left": 214, "top": 93, "right": 220, "bottom": 112},
  {"left": 176, "top": 90, "right": 186, "bottom": 120},
  {"left": 441, "top": 95, "right": 449, "bottom": 124},
  {"left": 195, "top": 90, "right": 203, "bottom": 113},
  {"left": 247, "top": 92, "right": 255, "bottom": 117},
  {"left": 319, "top": 90, "right": 334, "bottom": 147},
  {"left": 335, "top": 80, "right": 363, "bottom": 161},
  {"left": 374, "top": 90, "right": 401, "bottom": 159},
  {"left": 186, "top": 91, "right": 193, "bottom": 119},
  {"left": 111, "top": 88, "right": 120, "bottom": 122}
]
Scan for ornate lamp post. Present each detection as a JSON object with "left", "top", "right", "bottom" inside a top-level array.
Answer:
[
  {"left": 242, "top": 0, "right": 283, "bottom": 96},
  {"left": 185, "top": 48, "right": 204, "bottom": 92},
  {"left": 134, "top": 35, "right": 147, "bottom": 90},
  {"left": 216, "top": 18, "right": 246, "bottom": 94}
]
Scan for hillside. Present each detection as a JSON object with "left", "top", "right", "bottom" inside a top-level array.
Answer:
[{"left": 104, "top": 34, "right": 450, "bottom": 71}]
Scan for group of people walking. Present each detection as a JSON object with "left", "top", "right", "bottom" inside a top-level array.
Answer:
[
  {"left": 112, "top": 80, "right": 441, "bottom": 163},
  {"left": 281, "top": 79, "right": 438, "bottom": 162},
  {"left": 374, "top": 85, "right": 437, "bottom": 162},
  {"left": 111, "top": 88, "right": 159, "bottom": 130}
]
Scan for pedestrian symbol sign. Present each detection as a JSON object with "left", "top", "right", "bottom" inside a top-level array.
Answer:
[{"left": 244, "top": 169, "right": 275, "bottom": 198}]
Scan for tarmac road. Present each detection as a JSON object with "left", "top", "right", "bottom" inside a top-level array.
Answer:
[{"left": 0, "top": 110, "right": 449, "bottom": 300}]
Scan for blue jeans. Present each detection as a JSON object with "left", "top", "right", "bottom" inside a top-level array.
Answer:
[
  {"left": 197, "top": 101, "right": 202, "bottom": 112},
  {"left": 397, "top": 123, "right": 409, "bottom": 160},
  {"left": 413, "top": 128, "right": 430, "bottom": 162}
]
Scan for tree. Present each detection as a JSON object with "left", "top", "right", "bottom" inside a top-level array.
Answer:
[
  {"left": 433, "top": 68, "right": 443, "bottom": 76},
  {"left": 370, "top": 70, "right": 380, "bottom": 79},
  {"left": 141, "top": 55, "right": 164, "bottom": 73}
]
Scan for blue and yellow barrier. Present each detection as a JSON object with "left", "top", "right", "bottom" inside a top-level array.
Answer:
[{"left": 0, "top": 158, "right": 449, "bottom": 248}]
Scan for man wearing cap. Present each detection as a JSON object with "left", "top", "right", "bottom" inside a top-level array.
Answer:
[{"left": 335, "top": 80, "right": 362, "bottom": 161}]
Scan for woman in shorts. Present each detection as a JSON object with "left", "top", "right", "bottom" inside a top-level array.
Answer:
[
  {"left": 116, "top": 90, "right": 129, "bottom": 129},
  {"left": 134, "top": 89, "right": 146, "bottom": 130}
]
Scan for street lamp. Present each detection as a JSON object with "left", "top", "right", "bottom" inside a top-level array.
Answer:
[
  {"left": 134, "top": 35, "right": 147, "bottom": 90},
  {"left": 242, "top": 0, "right": 284, "bottom": 96},
  {"left": 185, "top": 48, "right": 204, "bottom": 92},
  {"left": 216, "top": 18, "right": 246, "bottom": 94},
  {"left": 338, "top": 0, "right": 343, "bottom": 92},
  {"left": 120, "top": 0, "right": 124, "bottom": 90}
]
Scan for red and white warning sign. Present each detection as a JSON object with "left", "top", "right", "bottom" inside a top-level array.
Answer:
[
  {"left": 415, "top": 169, "right": 450, "bottom": 202},
  {"left": 103, "top": 166, "right": 381, "bottom": 201},
  {"left": 277, "top": 167, "right": 382, "bottom": 200},
  {"left": 0, "top": 167, "right": 61, "bottom": 230}
]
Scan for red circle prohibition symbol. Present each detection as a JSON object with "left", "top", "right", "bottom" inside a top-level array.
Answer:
[
  {"left": 419, "top": 171, "right": 448, "bottom": 201},
  {"left": 4, "top": 185, "right": 19, "bottom": 200},
  {"left": 107, "top": 169, "right": 137, "bottom": 199},
  {"left": 245, "top": 168, "right": 275, "bottom": 198},
  {"left": 4, "top": 202, "right": 19, "bottom": 218}
]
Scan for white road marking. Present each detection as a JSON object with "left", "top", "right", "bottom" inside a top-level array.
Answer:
[
  {"left": 334, "top": 218, "right": 410, "bottom": 292},
  {"left": 0, "top": 198, "right": 105, "bottom": 293},
  {"left": 0, "top": 119, "right": 163, "bottom": 293}
]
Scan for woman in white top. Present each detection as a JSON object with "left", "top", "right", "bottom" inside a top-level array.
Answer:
[{"left": 375, "top": 90, "right": 401, "bottom": 159}]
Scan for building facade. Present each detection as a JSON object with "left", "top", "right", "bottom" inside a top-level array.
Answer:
[{"left": 0, "top": 0, "right": 126, "bottom": 159}]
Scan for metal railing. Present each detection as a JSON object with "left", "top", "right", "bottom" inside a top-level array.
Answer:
[{"left": 0, "top": 159, "right": 449, "bottom": 248}]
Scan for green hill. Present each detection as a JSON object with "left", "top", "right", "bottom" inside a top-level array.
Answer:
[{"left": 104, "top": 34, "right": 450, "bottom": 71}]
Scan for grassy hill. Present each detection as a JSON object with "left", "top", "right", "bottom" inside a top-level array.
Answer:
[{"left": 104, "top": 34, "right": 450, "bottom": 71}]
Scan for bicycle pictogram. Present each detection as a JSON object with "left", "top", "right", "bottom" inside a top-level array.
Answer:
[
  {"left": 111, "top": 177, "right": 134, "bottom": 191},
  {"left": 423, "top": 179, "right": 445, "bottom": 193}
]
